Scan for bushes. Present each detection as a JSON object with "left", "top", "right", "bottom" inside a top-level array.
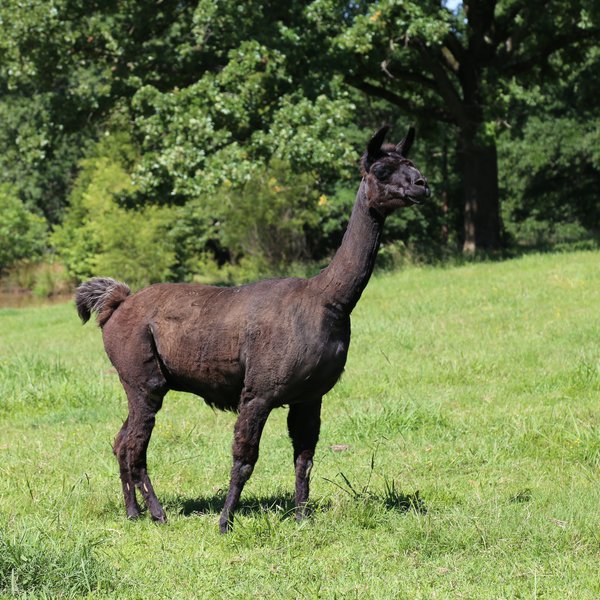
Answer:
[
  {"left": 52, "top": 120, "right": 355, "bottom": 287},
  {"left": 215, "top": 160, "right": 321, "bottom": 273},
  {"left": 499, "top": 117, "right": 600, "bottom": 246},
  {"left": 52, "top": 138, "right": 176, "bottom": 290},
  {"left": 0, "top": 185, "right": 47, "bottom": 274},
  {"left": 1, "top": 262, "right": 71, "bottom": 297}
]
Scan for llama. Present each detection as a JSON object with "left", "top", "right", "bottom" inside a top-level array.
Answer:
[{"left": 76, "top": 126, "right": 430, "bottom": 532}]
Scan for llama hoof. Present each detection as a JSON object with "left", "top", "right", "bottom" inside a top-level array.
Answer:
[
  {"left": 126, "top": 509, "right": 141, "bottom": 521},
  {"left": 295, "top": 502, "right": 311, "bottom": 522},
  {"left": 295, "top": 511, "right": 310, "bottom": 523},
  {"left": 219, "top": 517, "right": 233, "bottom": 534},
  {"left": 151, "top": 511, "right": 167, "bottom": 524}
]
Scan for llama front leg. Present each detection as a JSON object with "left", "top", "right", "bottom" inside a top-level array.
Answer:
[
  {"left": 287, "top": 397, "right": 322, "bottom": 521},
  {"left": 219, "top": 395, "right": 271, "bottom": 533}
]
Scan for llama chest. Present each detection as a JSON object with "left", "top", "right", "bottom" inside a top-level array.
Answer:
[{"left": 243, "top": 313, "right": 350, "bottom": 404}]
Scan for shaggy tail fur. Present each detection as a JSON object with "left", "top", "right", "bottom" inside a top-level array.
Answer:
[{"left": 75, "top": 277, "right": 131, "bottom": 327}]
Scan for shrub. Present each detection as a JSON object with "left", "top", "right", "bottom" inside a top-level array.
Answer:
[
  {"left": 214, "top": 160, "right": 322, "bottom": 274},
  {"left": 0, "top": 185, "right": 47, "bottom": 273},
  {"left": 52, "top": 147, "right": 176, "bottom": 289},
  {"left": 2, "top": 261, "right": 71, "bottom": 296}
]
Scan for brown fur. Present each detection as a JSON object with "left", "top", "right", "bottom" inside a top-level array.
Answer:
[{"left": 76, "top": 126, "right": 429, "bottom": 532}]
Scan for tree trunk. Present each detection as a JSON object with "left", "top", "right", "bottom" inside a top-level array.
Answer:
[{"left": 461, "top": 133, "right": 502, "bottom": 252}]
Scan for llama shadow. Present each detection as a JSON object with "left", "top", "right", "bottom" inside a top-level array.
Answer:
[
  {"left": 162, "top": 488, "right": 424, "bottom": 520},
  {"left": 164, "top": 492, "right": 318, "bottom": 521}
]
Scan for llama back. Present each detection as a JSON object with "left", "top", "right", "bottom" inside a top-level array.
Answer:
[{"left": 76, "top": 277, "right": 131, "bottom": 327}]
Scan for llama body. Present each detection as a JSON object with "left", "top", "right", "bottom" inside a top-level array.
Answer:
[
  {"left": 76, "top": 126, "right": 429, "bottom": 532},
  {"left": 103, "top": 277, "right": 349, "bottom": 412}
]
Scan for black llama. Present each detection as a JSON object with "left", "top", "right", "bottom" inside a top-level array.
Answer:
[{"left": 76, "top": 126, "right": 430, "bottom": 532}]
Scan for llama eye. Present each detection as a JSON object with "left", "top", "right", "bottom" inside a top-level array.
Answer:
[{"left": 373, "top": 165, "right": 391, "bottom": 180}]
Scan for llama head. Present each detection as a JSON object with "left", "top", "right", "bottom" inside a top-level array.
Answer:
[{"left": 361, "top": 125, "right": 430, "bottom": 216}]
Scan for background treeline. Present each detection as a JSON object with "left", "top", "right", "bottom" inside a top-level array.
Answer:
[{"left": 1, "top": 0, "right": 599, "bottom": 291}]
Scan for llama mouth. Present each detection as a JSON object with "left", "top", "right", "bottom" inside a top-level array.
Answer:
[{"left": 406, "top": 187, "right": 430, "bottom": 205}]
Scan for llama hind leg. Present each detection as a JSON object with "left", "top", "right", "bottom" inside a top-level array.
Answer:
[
  {"left": 219, "top": 394, "right": 272, "bottom": 533},
  {"left": 113, "top": 417, "right": 140, "bottom": 519},
  {"left": 123, "top": 384, "right": 167, "bottom": 523},
  {"left": 287, "top": 398, "right": 322, "bottom": 521}
]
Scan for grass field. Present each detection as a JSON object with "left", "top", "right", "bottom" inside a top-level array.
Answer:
[{"left": 1, "top": 250, "right": 599, "bottom": 598}]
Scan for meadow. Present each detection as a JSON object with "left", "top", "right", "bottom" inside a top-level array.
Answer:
[{"left": 0, "top": 250, "right": 599, "bottom": 598}]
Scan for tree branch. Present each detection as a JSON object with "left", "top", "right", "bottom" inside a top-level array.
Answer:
[
  {"left": 501, "top": 28, "right": 600, "bottom": 76},
  {"left": 344, "top": 76, "right": 454, "bottom": 123},
  {"left": 377, "top": 60, "right": 439, "bottom": 91},
  {"left": 413, "top": 40, "right": 470, "bottom": 127},
  {"left": 443, "top": 31, "right": 466, "bottom": 70},
  {"left": 494, "top": 0, "right": 552, "bottom": 55}
]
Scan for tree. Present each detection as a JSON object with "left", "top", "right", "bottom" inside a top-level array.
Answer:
[
  {"left": 0, "top": 0, "right": 199, "bottom": 222},
  {"left": 498, "top": 41, "right": 600, "bottom": 244},
  {"left": 2, "top": 0, "right": 598, "bottom": 270},
  {"left": 305, "top": 0, "right": 599, "bottom": 251},
  {"left": 0, "top": 186, "right": 47, "bottom": 273}
]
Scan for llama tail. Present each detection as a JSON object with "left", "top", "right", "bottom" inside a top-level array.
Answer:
[{"left": 75, "top": 277, "right": 131, "bottom": 327}]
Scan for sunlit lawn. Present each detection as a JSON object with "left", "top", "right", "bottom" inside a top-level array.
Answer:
[{"left": 1, "top": 250, "right": 599, "bottom": 598}]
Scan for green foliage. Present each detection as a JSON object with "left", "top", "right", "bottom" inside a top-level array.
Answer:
[
  {"left": 130, "top": 40, "right": 287, "bottom": 200},
  {"left": 0, "top": 0, "right": 199, "bottom": 223},
  {"left": 499, "top": 42, "right": 600, "bottom": 245},
  {"left": 52, "top": 133, "right": 176, "bottom": 288},
  {"left": 1, "top": 0, "right": 600, "bottom": 278},
  {"left": 215, "top": 160, "right": 322, "bottom": 273},
  {"left": 91, "top": 202, "right": 176, "bottom": 288},
  {"left": 0, "top": 185, "right": 47, "bottom": 273},
  {"left": 130, "top": 42, "right": 355, "bottom": 204}
]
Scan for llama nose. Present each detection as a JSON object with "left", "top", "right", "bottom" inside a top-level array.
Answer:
[{"left": 413, "top": 177, "right": 430, "bottom": 197}]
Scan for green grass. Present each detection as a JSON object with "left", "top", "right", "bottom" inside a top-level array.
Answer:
[{"left": 1, "top": 250, "right": 599, "bottom": 598}]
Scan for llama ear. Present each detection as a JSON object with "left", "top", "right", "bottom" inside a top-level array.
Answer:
[
  {"left": 395, "top": 126, "right": 415, "bottom": 157},
  {"left": 364, "top": 125, "right": 389, "bottom": 172},
  {"left": 367, "top": 125, "right": 389, "bottom": 158}
]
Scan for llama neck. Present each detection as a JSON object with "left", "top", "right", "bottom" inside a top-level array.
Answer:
[{"left": 314, "top": 179, "right": 384, "bottom": 313}]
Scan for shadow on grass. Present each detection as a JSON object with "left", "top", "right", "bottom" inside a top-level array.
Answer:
[
  {"left": 381, "top": 490, "right": 427, "bottom": 514},
  {"left": 161, "top": 485, "right": 425, "bottom": 520},
  {"left": 163, "top": 492, "right": 306, "bottom": 520},
  {"left": 323, "top": 468, "right": 428, "bottom": 515}
]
